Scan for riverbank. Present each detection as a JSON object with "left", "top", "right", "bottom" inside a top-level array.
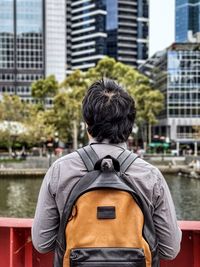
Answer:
[
  {"left": 0, "top": 168, "right": 46, "bottom": 178},
  {"left": 0, "top": 155, "right": 200, "bottom": 179},
  {"left": 0, "top": 165, "right": 199, "bottom": 179}
]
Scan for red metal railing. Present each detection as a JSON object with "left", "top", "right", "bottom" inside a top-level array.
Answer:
[{"left": 0, "top": 218, "right": 199, "bottom": 267}]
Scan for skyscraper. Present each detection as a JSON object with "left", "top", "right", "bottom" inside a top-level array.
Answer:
[
  {"left": 176, "top": 0, "right": 200, "bottom": 42},
  {"left": 0, "top": 0, "right": 66, "bottom": 103},
  {"left": 66, "top": 0, "right": 149, "bottom": 72}
]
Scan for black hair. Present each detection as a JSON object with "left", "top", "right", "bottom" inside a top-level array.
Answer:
[{"left": 82, "top": 79, "right": 136, "bottom": 144}]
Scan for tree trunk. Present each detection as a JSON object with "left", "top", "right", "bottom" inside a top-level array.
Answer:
[
  {"left": 148, "top": 123, "right": 152, "bottom": 145},
  {"left": 141, "top": 124, "right": 147, "bottom": 152},
  {"left": 73, "top": 120, "right": 78, "bottom": 150},
  {"left": 8, "top": 145, "right": 12, "bottom": 156}
]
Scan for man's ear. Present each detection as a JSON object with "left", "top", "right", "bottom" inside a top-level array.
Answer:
[
  {"left": 85, "top": 123, "right": 94, "bottom": 140},
  {"left": 87, "top": 130, "right": 93, "bottom": 140}
]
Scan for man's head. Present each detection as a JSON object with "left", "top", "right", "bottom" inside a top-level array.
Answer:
[{"left": 82, "top": 79, "right": 136, "bottom": 144}]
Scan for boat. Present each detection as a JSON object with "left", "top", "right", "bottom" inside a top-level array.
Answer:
[{"left": 0, "top": 218, "right": 199, "bottom": 267}]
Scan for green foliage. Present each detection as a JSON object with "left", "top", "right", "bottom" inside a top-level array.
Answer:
[
  {"left": 85, "top": 56, "right": 164, "bottom": 126},
  {"left": 22, "top": 106, "right": 55, "bottom": 147},
  {"left": 0, "top": 94, "right": 55, "bottom": 150},
  {"left": 0, "top": 129, "right": 12, "bottom": 151},
  {"left": 48, "top": 57, "right": 164, "bottom": 145},
  {"left": 0, "top": 94, "right": 28, "bottom": 122},
  {"left": 31, "top": 75, "right": 59, "bottom": 109},
  {"left": 93, "top": 56, "right": 116, "bottom": 78},
  {"left": 0, "top": 94, "right": 30, "bottom": 152},
  {"left": 52, "top": 70, "right": 88, "bottom": 142},
  {"left": 0, "top": 57, "right": 164, "bottom": 149}
]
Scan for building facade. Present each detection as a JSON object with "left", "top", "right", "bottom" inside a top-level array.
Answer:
[
  {"left": 139, "top": 43, "right": 200, "bottom": 155},
  {"left": 176, "top": 0, "right": 200, "bottom": 42},
  {"left": 66, "top": 0, "right": 149, "bottom": 72},
  {"left": 45, "top": 0, "right": 66, "bottom": 83},
  {"left": 0, "top": 0, "right": 66, "bottom": 103}
]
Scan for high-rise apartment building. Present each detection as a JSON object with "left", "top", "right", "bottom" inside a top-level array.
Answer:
[
  {"left": 176, "top": 0, "right": 200, "bottom": 42},
  {"left": 0, "top": 0, "right": 66, "bottom": 103},
  {"left": 66, "top": 0, "right": 149, "bottom": 72},
  {"left": 139, "top": 43, "right": 200, "bottom": 154}
]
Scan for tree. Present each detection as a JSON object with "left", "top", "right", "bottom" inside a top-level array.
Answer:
[
  {"left": 0, "top": 128, "right": 15, "bottom": 154},
  {"left": 0, "top": 94, "right": 28, "bottom": 122},
  {"left": 42, "top": 57, "right": 163, "bottom": 149},
  {"left": 31, "top": 75, "right": 59, "bottom": 109},
  {"left": 134, "top": 87, "right": 164, "bottom": 145},
  {"left": 53, "top": 70, "right": 88, "bottom": 148},
  {"left": 0, "top": 94, "right": 29, "bottom": 154},
  {"left": 22, "top": 107, "right": 55, "bottom": 148},
  {"left": 91, "top": 56, "right": 116, "bottom": 78},
  {"left": 0, "top": 94, "right": 56, "bottom": 153},
  {"left": 85, "top": 57, "right": 164, "bottom": 145}
]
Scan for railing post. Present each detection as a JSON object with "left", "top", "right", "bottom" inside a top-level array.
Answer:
[
  {"left": 25, "top": 229, "right": 33, "bottom": 267},
  {"left": 193, "top": 231, "right": 200, "bottom": 267},
  {"left": 10, "top": 228, "right": 14, "bottom": 267}
]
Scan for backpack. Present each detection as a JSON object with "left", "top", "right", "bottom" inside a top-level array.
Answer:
[{"left": 54, "top": 145, "right": 159, "bottom": 267}]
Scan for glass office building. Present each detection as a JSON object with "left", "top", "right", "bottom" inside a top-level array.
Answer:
[
  {"left": 176, "top": 0, "right": 200, "bottom": 42},
  {"left": 139, "top": 43, "right": 200, "bottom": 153},
  {"left": 0, "top": 0, "right": 65, "bottom": 103},
  {"left": 66, "top": 0, "right": 149, "bottom": 72},
  {"left": 45, "top": 0, "right": 66, "bottom": 82}
]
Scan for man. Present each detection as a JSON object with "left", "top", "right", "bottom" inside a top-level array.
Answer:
[{"left": 32, "top": 79, "right": 181, "bottom": 261}]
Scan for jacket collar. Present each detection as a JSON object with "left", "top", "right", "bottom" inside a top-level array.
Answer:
[{"left": 88, "top": 138, "right": 127, "bottom": 150}]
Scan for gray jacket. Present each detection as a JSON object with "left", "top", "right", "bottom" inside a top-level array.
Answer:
[{"left": 32, "top": 141, "right": 182, "bottom": 260}]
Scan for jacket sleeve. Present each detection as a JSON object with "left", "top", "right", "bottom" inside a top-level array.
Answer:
[
  {"left": 152, "top": 168, "right": 182, "bottom": 260},
  {"left": 31, "top": 164, "right": 60, "bottom": 253}
]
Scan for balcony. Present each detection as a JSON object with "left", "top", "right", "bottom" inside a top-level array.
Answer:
[{"left": 177, "top": 133, "right": 200, "bottom": 140}]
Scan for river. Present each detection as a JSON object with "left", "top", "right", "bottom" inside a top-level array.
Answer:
[{"left": 0, "top": 175, "right": 199, "bottom": 220}]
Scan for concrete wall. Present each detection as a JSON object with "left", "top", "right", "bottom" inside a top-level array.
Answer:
[{"left": 0, "top": 156, "right": 58, "bottom": 170}]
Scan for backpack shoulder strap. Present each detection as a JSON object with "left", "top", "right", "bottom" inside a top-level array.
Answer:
[
  {"left": 117, "top": 149, "right": 138, "bottom": 174},
  {"left": 76, "top": 145, "right": 99, "bottom": 172},
  {"left": 77, "top": 145, "right": 137, "bottom": 173}
]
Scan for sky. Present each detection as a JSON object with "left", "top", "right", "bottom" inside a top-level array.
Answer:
[{"left": 149, "top": 0, "right": 175, "bottom": 57}]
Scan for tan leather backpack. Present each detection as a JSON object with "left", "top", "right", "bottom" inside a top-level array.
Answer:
[{"left": 54, "top": 145, "right": 159, "bottom": 267}]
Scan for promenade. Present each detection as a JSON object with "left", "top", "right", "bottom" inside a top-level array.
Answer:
[
  {"left": 0, "top": 165, "right": 198, "bottom": 177},
  {"left": 0, "top": 155, "right": 199, "bottom": 179}
]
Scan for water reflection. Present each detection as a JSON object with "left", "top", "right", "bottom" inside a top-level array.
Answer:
[
  {"left": 0, "top": 178, "right": 42, "bottom": 218},
  {"left": 165, "top": 175, "right": 200, "bottom": 220},
  {"left": 0, "top": 175, "right": 199, "bottom": 220}
]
